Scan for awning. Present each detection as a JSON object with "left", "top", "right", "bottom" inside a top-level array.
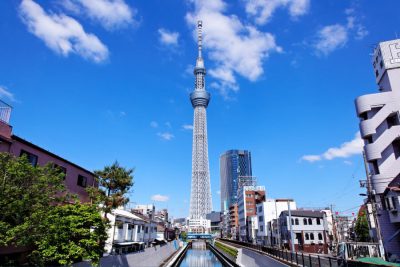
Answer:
[{"left": 114, "top": 242, "right": 135, "bottom": 246}]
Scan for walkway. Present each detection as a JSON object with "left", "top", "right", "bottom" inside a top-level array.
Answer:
[
  {"left": 218, "top": 240, "right": 289, "bottom": 267},
  {"left": 75, "top": 241, "right": 179, "bottom": 267}
]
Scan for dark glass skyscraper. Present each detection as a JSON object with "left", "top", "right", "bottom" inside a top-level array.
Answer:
[{"left": 220, "top": 150, "right": 253, "bottom": 212}]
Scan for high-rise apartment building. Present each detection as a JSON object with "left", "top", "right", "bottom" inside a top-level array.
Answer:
[
  {"left": 355, "top": 39, "right": 400, "bottom": 257},
  {"left": 220, "top": 150, "right": 253, "bottom": 212}
]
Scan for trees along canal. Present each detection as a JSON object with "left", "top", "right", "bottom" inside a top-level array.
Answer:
[{"left": 0, "top": 154, "right": 134, "bottom": 266}]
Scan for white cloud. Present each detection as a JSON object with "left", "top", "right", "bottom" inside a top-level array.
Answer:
[
  {"left": 150, "top": 121, "right": 158, "bottom": 128},
  {"left": 151, "top": 194, "right": 169, "bottom": 202},
  {"left": 313, "top": 8, "right": 368, "bottom": 56},
  {"left": 216, "top": 190, "right": 221, "bottom": 195},
  {"left": 157, "top": 132, "right": 174, "bottom": 141},
  {"left": 344, "top": 160, "right": 353, "bottom": 165},
  {"left": 314, "top": 24, "right": 348, "bottom": 56},
  {"left": 245, "top": 0, "right": 310, "bottom": 25},
  {"left": 302, "top": 132, "right": 364, "bottom": 163},
  {"left": 182, "top": 124, "right": 194, "bottom": 130},
  {"left": 158, "top": 28, "right": 179, "bottom": 46},
  {"left": 62, "top": 0, "right": 135, "bottom": 30},
  {"left": 0, "top": 86, "right": 15, "bottom": 102},
  {"left": 19, "top": 0, "right": 108, "bottom": 63},
  {"left": 186, "top": 0, "right": 281, "bottom": 97}
]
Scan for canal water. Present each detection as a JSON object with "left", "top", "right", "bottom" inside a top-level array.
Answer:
[{"left": 178, "top": 241, "right": 224, "bottom": 267}]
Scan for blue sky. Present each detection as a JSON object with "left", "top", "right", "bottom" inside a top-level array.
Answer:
[{"left": 0, "top": 0, "right": 399, "bottom": 219}]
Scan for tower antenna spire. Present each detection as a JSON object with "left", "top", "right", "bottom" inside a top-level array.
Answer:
[{"left": 197, "top": 20, "right": 202, "bottom": 58}]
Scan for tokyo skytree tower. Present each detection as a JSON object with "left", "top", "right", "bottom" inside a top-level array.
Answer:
[{"left": 189, "top": 21, "right": 212, "bottom": 219}]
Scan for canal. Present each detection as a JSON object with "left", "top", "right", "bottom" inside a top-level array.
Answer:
[{"left": 178, "top": 241, "right": 224, "bottom": 267}]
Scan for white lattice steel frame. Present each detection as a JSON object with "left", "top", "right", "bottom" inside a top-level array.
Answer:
[{"left": 189, "top": 21, "right": 212, "bottom": 219}]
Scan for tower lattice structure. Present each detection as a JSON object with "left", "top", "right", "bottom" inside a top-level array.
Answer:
[{"left": 189, "top": 21, "right": 212, "bottom": 219}]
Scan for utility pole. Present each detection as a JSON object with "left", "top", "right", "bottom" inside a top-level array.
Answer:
[
  {"left": 288, "top": 200, "right": 295, "bottom": 252},
  {"left": 362, "top": 151, "right": 385, "bottom": 258}
]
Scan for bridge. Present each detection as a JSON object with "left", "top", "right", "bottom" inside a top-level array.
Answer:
[{"left": 186, "top": 233, "right": 214, "bottom": 240}]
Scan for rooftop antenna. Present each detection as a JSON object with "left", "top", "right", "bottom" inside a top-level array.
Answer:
[{"left": 197, "top": 20, "right": 202, "bottom": 58}]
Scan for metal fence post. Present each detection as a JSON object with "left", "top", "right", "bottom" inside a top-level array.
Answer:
[
  {"left": 309, "top": 254, "right": 312, "bottom": 267},
  {"left": 318, "top": 255, "right": 321, "bottom": 267},
  {"left": 296, "top": 252, "right": 298, "bottom": 265},
  {"left": 329, "top": 257, "right": 332, "bottom": 267},
  {"left": 290, "top": 251, "right": 293, "bottom": 263},
  {"left": 302, "top": 253, "right": 305, "bottom": 266}
]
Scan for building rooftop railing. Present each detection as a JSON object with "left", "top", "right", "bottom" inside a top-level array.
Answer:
[{"left": 0, "top": 100, "right": 12, "bottom": 124}]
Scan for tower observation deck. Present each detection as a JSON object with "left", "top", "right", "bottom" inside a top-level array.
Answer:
[{"left": 189, "top": 20, "right": 212, "bottom": 222}]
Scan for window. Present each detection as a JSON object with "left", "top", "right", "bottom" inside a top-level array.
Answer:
[
  {"left": 259, "top": 216, "right": 264, "bottom": 222},
  {"left": 53, "top": 164, "right": 67, "bottom": 179},
  {"left": 145, "top": 227, "right": 148, "bottom": 233},
  {"left": 387, "top": 114, "right": 399, "bottom": 128},
  {"left": 316, "top": 218, "right": 321, "bottom": 225},
  {"left": 295, "top": 218, "right": 299, "bottom": 225},
  {"left": 305, "top": 233, "right": 309, "bottom": 240},
  {"left": 318, "top": 233, "right": 323, "bottom": 240},
  {"left": 77, "top": 175, "right": 87, "bottom": 187},
  {"left": 375, "top": 70, "right": 379, "bottom": 77},
  {"left": 372, "top": 160, "right": 380, "bottom": 175},
  {"left": 393, "top": 139, "right": 400, "bottom": 159},
  {"left": 308, "top": 218, "right": 312, "bottom": 225},
  {"left": 310, "top": 233, "right": 314, "bottom": 240},
  {"left": 303, "top": 218, "right": 308, "bottom": 225},
  {"left": 379, "top": 60, "right": 383, "bottom": 69},
  {"left": 260, "top": 225, "right": 264, "bottom": 231},
  {"left": 258, "top": 206, "right": 262, "bottom": 212},
  {"left": 20, "top": 150, "right": 38, "bottom": 166},
  {"left": 392, "top": 197, "right": 397, "bottom": 209},
  {"left": 291, "top": 219, "right": 294, "bottom": 225}
]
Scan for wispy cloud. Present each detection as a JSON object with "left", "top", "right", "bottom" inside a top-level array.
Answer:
[
  {"left": 314, "top": 24, "right": 348, "bottom": 56},
  {"left": 301, "top": 132, "right": 364, "bottom": 163},
  {"left": 0, "top": 86, "right": 15, "bottom": 102},
  {"left": 19, "top": 0, "right": 108, "bottom": 62},
  {"left": 245, "top": 0, "right": 310, "bottom": 25},
  {"left": 157, "top": 132, "right": 174, "bottom": 141},
  {"left": 151, "top": 194, "right": 169, "bottom": 202},
  {"left": 61, "top": 0, "right": 135, "bottom": 30},
  {"left": 150, "top": 121, "right": 159, "bottom": 128},
  {"left": 182, "top": 124, "right": 193, "bottom": 130},
  {"left": 158, "top": 28, "right": 179, "bottom": 46},
  {"left": 216, "top": 190, "right": 221, "bottom": 195},
  {"left": 313, "top": 8, "right": 368, "bottom": 56},
  {"left": 186, "top": 0, "right": 281, "bottom": 98}
]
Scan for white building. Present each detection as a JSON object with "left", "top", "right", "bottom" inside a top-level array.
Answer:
[
  {"left": 256, "top": 199, "right": 297, "bottom": 246},
  {"left": 279, "top": 210, "right": 329, "bottom": 254},
  {"left": 355, "top": 38, "right": 400, "bottom": 257},
  {"left": 188, "top": 217, "right": 211, "bottom": 233},
  {"left": 105, "top": 208, "right": 158, "bottom": 254},
  {"left": 133, "top": 204, "right": 155, "bottom": 219}
]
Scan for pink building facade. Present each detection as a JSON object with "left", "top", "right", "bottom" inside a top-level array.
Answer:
[{"left": 0, "top": 104, "right": 96, "bottom": 203}]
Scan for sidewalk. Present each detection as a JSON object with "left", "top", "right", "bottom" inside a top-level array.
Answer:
[{"left": 75, "top": 241, "right": 179, "bottom": 267}]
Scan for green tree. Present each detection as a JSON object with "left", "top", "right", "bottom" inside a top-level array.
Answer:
[
  {"left": 0, "top": 152, "right": 108, "bottom": 266},
  {"left": 91, "top": 161, "right": 134, "bottom": 217},
  {"left": 355, "top": 210, "right": 370, "bottom": 242},
  {"left": 30, "top": 203, "right": 108, "bottom": 266},
  {"left": 0, "top": 153, "right": 65, "bottom": 247}
]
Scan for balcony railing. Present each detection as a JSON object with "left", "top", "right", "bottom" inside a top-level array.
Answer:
[{"left": 0, "top": 100, "right": 12, "bottom": 124}]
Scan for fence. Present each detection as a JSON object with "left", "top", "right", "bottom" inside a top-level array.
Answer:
[{"left": 220, "top": 239, "right": 343, "bottom": 267}]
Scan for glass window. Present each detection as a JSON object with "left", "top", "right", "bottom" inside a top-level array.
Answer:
[
  {"left": 291, "top": 219, "right": 294, "bottom": 225},
  {"left": 295, "top": 218, "right": 299, "bottom": 225},
  {"left": 318, "top": 233, "right": 323, "bottom": 240},
  {"left": 77, "top": 175, "right": 87, "bottom": 187},
  {"left": 308, "top": 218, "right": 312, "bottom": 225},
  {"left": 20, "top": 150, "right": 38, "bottom": 167},
  {"left": 310, "top": 233, "right": 314, "bottom": 240},
  {"left": 392, "top": 197, "right": 397, "bottom": 209},
  {"left": 316, "top": 218, "right": 321, "bottom": 225},
  {"left": 303, "top": 218, "right": 308, "bottom": 225},
  {"left": 305, "top": 233, "right": 309, "bottom": 240}
]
